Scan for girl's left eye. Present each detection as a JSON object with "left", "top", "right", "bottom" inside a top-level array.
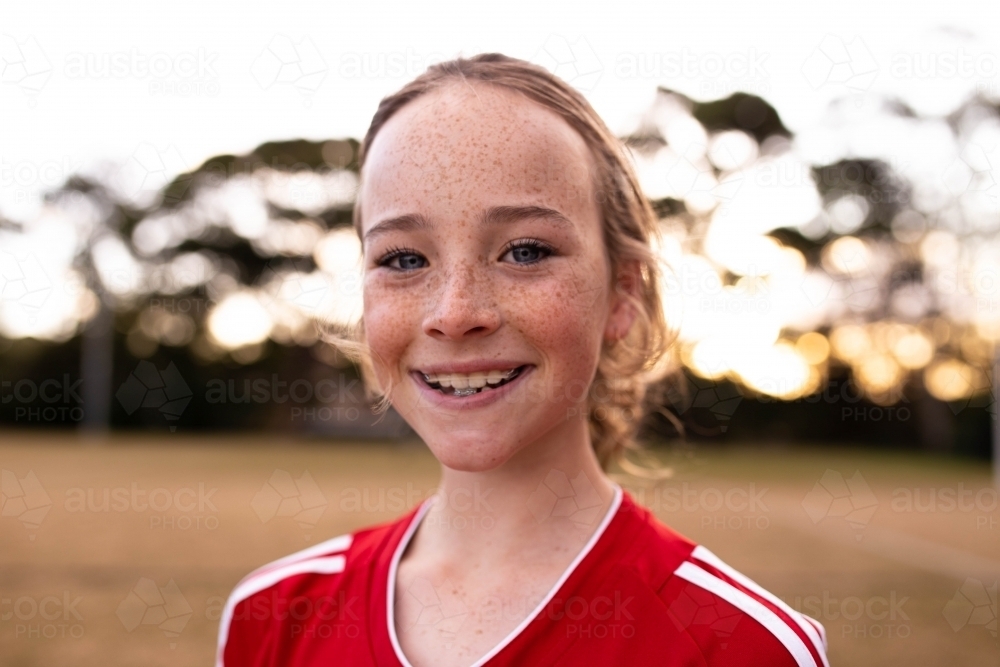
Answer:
[
  {"left": 376, "top": 247, "right": 427, "bottom": 271},
  {"left": 501, "top": 240, "right": 553, "bottom": 265}
]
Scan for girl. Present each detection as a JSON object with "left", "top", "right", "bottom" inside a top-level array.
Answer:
[{"left": 216, "top": 53, "right": 829, "bottom": 667}]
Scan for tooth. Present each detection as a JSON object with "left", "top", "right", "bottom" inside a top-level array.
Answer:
[
  {"left": 451, "top": 376, "right": 470, "bottom": 390},
  {"left": 438, "top": 377, "right": 453, "bottom": 388},
  {"left": 487, "top": 371, "right": 504, "bottom": 384},
  {"left": 468, "top": 374, "right": 487, "bottom": 388}
]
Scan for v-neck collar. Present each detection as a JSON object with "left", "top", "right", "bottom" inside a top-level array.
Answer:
[{"left": 385, "top": 484, "right": 624, "bottom": 667}]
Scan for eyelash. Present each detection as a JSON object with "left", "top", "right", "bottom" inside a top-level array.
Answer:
[
  {"left": 375, "top": 238, "right": 555, "bottom": 270},
  {"left": 499, "top": 238, "right": 554, "bottom": 265},
  {"left": 376, "top": 245, "right": 421, "bottom": 269}
]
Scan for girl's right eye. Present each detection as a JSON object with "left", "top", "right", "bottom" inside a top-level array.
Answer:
[{"left": 377, "top": 248, "right": 427, "bottom": 271}]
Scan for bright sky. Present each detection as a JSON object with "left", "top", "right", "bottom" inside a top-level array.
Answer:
[
  {"left": 2, "top": 0, "right": 999, "bottom": 222},
  {"left": 3, "top": 0, "right": 999, "bottom": 407}
]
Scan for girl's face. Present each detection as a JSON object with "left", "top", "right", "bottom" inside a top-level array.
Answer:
[{"left": 359, "top": 82, "right": 631, "bottom": 472}]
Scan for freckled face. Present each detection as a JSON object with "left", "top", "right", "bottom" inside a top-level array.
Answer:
[{"left": 360, "top": 83, "right": 617, "bottom": 472}]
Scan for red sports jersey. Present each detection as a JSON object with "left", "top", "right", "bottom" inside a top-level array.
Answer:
[{"left": 217, "top": 487, "right": 828, "bottom": 666}]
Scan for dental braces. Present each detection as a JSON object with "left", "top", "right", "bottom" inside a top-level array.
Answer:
[{"left": 423, "top": 367, "right": 523, "bottom": 397}]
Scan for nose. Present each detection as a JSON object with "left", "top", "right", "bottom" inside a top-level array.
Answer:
[{"left": 422, "top": 263, "right": 501, "bottom": 340}]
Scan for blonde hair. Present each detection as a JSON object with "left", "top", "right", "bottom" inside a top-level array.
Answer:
[{"left": 339, "top": 53, "right": 676, "bottom": 469}]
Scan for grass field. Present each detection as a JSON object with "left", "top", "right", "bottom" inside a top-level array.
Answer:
[{"left": 1, "top": 431, "right": 998, "bottom": 666}]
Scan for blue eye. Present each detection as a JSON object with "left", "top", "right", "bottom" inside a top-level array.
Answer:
[
  {"left": 379, "top": 248, "right": 427, "bottom": 271},
  {"left": 502, "top": 239, "right": 553, "bottom": 265}
]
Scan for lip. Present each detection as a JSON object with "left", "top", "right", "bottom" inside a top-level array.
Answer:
[{"left": 409, "top": 364, "right": 534, "bottom": 410}]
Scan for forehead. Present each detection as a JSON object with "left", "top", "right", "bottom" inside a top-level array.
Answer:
[{"left": 359, "top": 82, "right": 598, "bottom": 231}]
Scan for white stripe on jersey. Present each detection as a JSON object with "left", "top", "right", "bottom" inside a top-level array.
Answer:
[
  {"left": 674, "top": 561, "right": 818, "bottom": 667},
  {"left": 804, "top": 615, "right": 827, "bottom": 649},
  {"left": 216, "top": 533, "right": 352, "bottom": 667},
  {"left": 245, "top": 533, "right": 353, "bottom": 581},
  {"left": 690, "top": 546, "right": 829, "bottom": 663}
]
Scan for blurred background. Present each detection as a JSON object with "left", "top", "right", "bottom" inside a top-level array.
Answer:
[{"left": 2, "top": 1, "right": 999, "bottom": 665}]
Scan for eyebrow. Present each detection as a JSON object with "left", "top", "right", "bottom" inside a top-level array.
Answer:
[
  {"left": 363, "top": 213, "right": 429, "bottom": 241},
  {"left": 363, "top": 205, "right": 572, "bottom": 242}
]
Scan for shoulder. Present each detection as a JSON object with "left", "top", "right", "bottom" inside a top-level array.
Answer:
[
  {"left": 215, "top": 513, "right": 411, "bottom": 667},
  {"left": 661, "top": 545, "right": 829, "bottom": 667},
  {"left": 616, "top": 494, "right": 828, "bottom": 667}
]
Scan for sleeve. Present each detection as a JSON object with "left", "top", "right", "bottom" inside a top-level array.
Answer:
[
  {"left": 217, "top": 588, "right": 280, "bottom": 667},
  {"left": 661, "top": 547, "right": 829, "bottom": 667},
  {"left": 215, "top": 533, "right": 356, "bottom": 667}
]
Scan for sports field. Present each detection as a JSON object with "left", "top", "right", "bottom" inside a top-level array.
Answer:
[{"left": 1, "top": 431, "right": 998, "bottom": 666}]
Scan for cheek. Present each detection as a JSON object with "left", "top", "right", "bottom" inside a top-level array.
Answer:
[
  {"left": 510, "top": 268, "right": 610, "bottom": 372},
  {"left": 362, "top": 283, "right": 419, "bottom": 377}
]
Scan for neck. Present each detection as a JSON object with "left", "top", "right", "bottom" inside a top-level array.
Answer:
[{"left": 407, "top": 417, "right": 618, "bottom": 568}]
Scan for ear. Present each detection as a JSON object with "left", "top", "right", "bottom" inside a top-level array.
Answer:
[{"left": 604, "top": 261, "right": 641, "bottom": 343}]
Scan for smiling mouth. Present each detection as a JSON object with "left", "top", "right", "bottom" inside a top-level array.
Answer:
[{"left": 419, "top": 366, "right": 527, "bottom": 397}]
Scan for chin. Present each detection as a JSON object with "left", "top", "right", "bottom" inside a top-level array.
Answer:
[{"left": 423, "top": 435, "right": 519, "bottom": 473}]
